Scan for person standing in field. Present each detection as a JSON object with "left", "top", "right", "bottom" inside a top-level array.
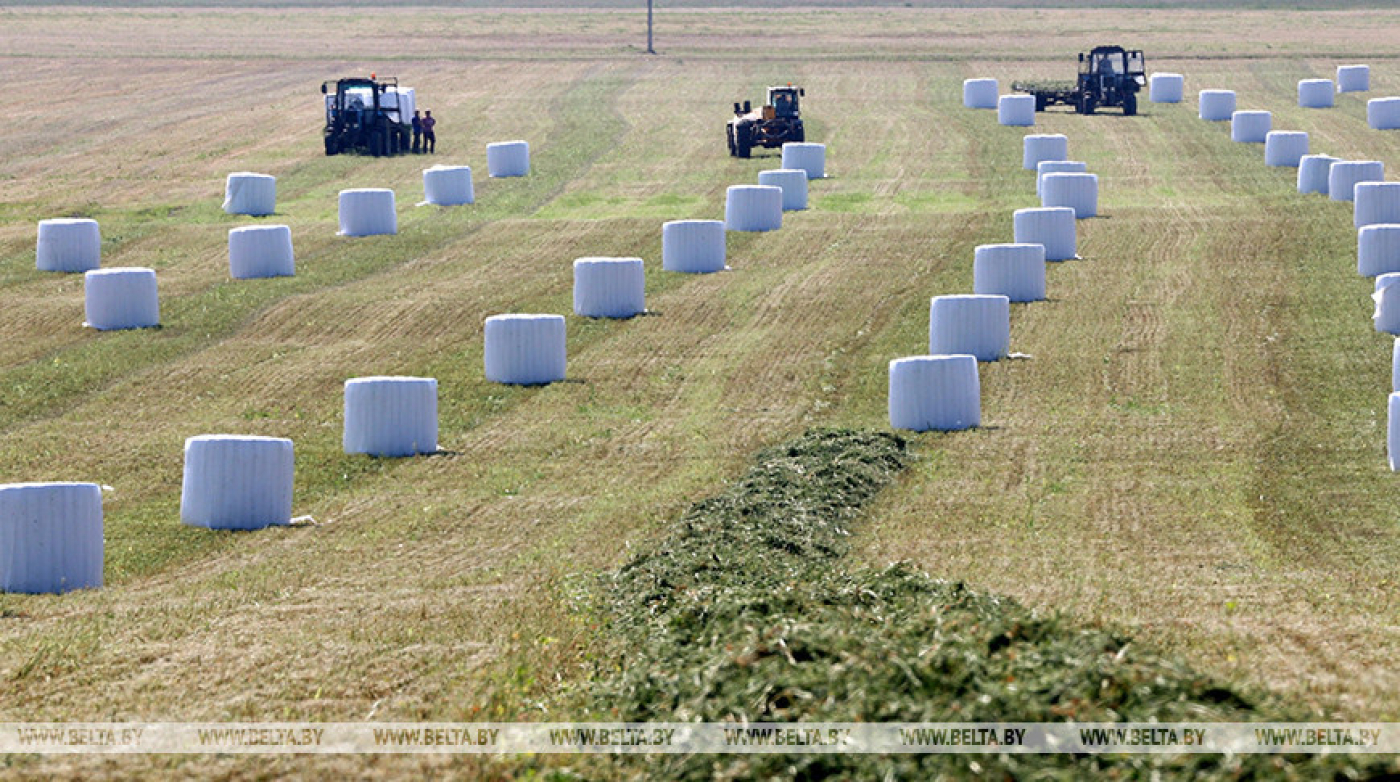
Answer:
[
  {"left": 422, "top": 110, "right": 436, "bottom": 154},
  {"left": 411, "top": 110, "right": 423, "bottom": 154}
]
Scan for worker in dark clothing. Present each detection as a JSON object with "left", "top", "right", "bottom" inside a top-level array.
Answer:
[
  {"left": 422, "top": 110, "right": 436, "bottom": 154},
  {"left": 411, "top": 111, "right": 423, "bottom": 154}
]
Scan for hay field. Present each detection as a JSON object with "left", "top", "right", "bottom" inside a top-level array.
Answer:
[{"left": 2, "top": 4, "right": 1400, "bottom": 777}]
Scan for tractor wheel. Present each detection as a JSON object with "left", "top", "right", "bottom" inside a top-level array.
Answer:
[
  {"left": 1080, "top": 94, "right": 1097, "bottom": 115},
  {"left": 1123, "top": 93, "right": 1138, "bottom": 116},
  {"left": 793, "top": 125, "right": 804, "bottom": 143},
  {"left": 1035, "top": 94, "right": 1047, "bottom": 112},
  {"left": 324, "top": 136, "right": 337, "bottom": 156},
  {"left": 727, "top": 125, "right": 737, "bottom": 157},
  {"left": 735, "top": 123, "right": 752, "bottom": 159}
]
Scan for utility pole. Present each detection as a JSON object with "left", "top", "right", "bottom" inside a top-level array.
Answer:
[{"left": 646, "top": 0, "right": 655, "bottom": 54}]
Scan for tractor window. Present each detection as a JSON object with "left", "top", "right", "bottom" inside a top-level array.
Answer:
[
  {"left": 1126, "top": 51, "right": 1145, "bottom": 75},
  {"left": 770, "top": 90, "right": 798, "bottom": 116},
  {"left": 342, "top": 86, "right": 374, "bottom": 110},
  {"left": 1095, "top": 55, "right": 1121, "bottom": 76}
]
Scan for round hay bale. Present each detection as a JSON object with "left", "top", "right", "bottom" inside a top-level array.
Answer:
[
  {"left": 1358, "top": 224, "right": 1400, "bottom": 277},
  {"left": 222, "top": 172, "right": 276, "bottom": 216},
  {"left": 1375, "top": 284, "right": 1400, "bottom": 335},
  {"left": 1297, "top": 154, "right": 1339, "bottom": 194},
  {"left": 888, "top": 355, "right": 980, "bottom": 432},
  {"left": 1368, "top": 97, "right": 1400, "bottom": 130},
  {"left": 1149, "top": 73, "right": 1184, "bottom": 103},
  {"left": 343, "top": 376, "right": 438, "bottom": 457},
  {"left": 661, "top": 220, "right": 725, "bottom": 274},
  {"left": 997, "top": 94, "right": 1036, "bottom": 127},
  {"left": 1035, "top": 160, "right": 1087, "bottom": 198},
  {"left": 1390, "top": 392, "right": 1400, "bottom": 470},
  {"left": 573, "top": 257, "right": 645, "bottom": 318},
  {"left": 0, "top": 482, "right": 102, "bottom": 594},
  {"left": 84, "top": 268, "right": 158, "bottom": 330},
  {"left": 36, "top": 218, "right": 100, "bottom": 273},
  {"left": 1022, "top": 134, "right": 1068, "bottom": 171},
  {"left": 757, "top": 168, "right": 809, "bottom": 211},
  {"left": 963, "top": 78, "right": 999, "bottom": 109},
  {"left": 338, "top": 188, "right": 397, "bottom": 236},
  {"left": 484, "top": 314, "right": 566, "bottom": 386},
  {"left": 1263, "top": 131, "right": 1309, "bottom": 167},
  {"left": 780, "top": 143, "right": 826, "bottom": 179},
  {"left": 1299, "top": 79, "right": 1335, "bottom": 108},
  {"left": 228, "top": 225, "right": 294, "bottom": 279},
  {"left": 486, "top": 141, "right": 530, "bottom": 178},
  {"left": 928, "top": 294, "right": 1010, "bottom": 362},
  {"left": 1230, "top": 110, "right": 1272, "bottom": 143},
  {"left": 1337, "top": 64, "right": 1370, "bottom": 93},
  {"left": 1013, "top": 206, "right": 1077, "bottom": 261},
  {"left": 1354, "top": 182, "right": 1400, "bottom": 229},
  {"left": 973, "top": 243, "right": 1046, "bottom": 303},
  {"left": 1040, "top": 172, "right": 1098, "bottom": 218},
  {"left": 724, "top": 185, "right": 782, "bottom": 232},
  {"left": 1198, "top": 90, "right": 1236, "bottom": 121},
  {"left": 423, "top": 165, "right": 474, "bottom": 206},
  {"left": 1329, "top": 160, "right": 1384, "bottom": 202},
  {"left": 180, "top": 435, "right": 294, "bottom": 531}
]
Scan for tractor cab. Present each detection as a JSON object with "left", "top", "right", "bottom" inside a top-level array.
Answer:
[
  {"left": 1079, "top": 46, "right": 1146, "bottom": 85},
  {"left": 766, "top": 85, "right": 803, "bottom": 118}
]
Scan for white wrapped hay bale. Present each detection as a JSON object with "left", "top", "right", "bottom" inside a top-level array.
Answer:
[
  {"left": 1040, "top": 172, "right": 1098, "bottom": 218},
  {"left": 725, "top": 185, "right": 783, "bottom": 232},
  {"left": 181, "top": 435, "right": 294, "bottom": 531},
  {"left": 888, "top": 355, "right": 980, "bottom": 432},
  {"left": 487, "top": 141, "right": 530, "bottom": 178},
  {"left": 1391, "top": 393, "right": 1400, "bottom": 470},
  {"left": 781, "top": 143, "right": 826, "bottom": 180},
  {"left": 1354, "top": 183, "right": 1400, "bottom": 229},
  {"left": 1035, "top": 160, "right": 1087, "bottom": 198},
  {"left": 1230, "top": 111, "right": 1271, "bottom": 143},
  {"left": 343, "top": 376, "right": 438, "bottom": 457},
  {"left": 1298, "top": 79, "right": 1335, "bottom": 108},
  {"left": 84, "top": 268, "right": 158, "bottom": 330},
  {"left": 1329, "top": 160, "right": 1384, "bottom": 202},
  {"left": 1297, "top": 154, "right": 1339, "bottom": 194},
  {"left": 1149, "top": 73, "right": 1184, "bottom": 103},
  {"left": 1014, "top": 207, "right": 1077, "bottom": 261},
  {"left": 228, "top": 225, "right": 294, "bottom": 279},
  {"left": 423, "top": 165, "right": 474, "bottom": 206},
  {"left": 36, "top": 218, "right": 100, "bottom": 273},
  {"left": 573, "top": 257, "right": 645, "bottom": 318},
  {"left": 757, "top": 168, "right": 809, "bottom": 211},
  {"left": 661, "top": 220, "right": 725, "bottom": 273},
  {"left": 1264, "top": 131, "right": 1309, "bottom": 167},
  {"left": 1198, "top": 90, "right": 1236, "bottom": 121},
  {"left": 1337, "top": 65, "right": 1369, "bottom": 93},
  {"left": 963, "top": 78, "right": 999, "bottom": 109},
  {"left": 222, "top": 172, "right": 276, "bottom": 216},
  {"left": 0, "top": 482, "right": 102, "bottom": 594},
  {"left": 338, "top": 188, "right": 397, "bottom": 236},
  {"left": 1368, "top": 98, "right": 1400, "bottom": 130},
  {"left": 928, "top": 295, "right": 1010, "bottom": 362},
  {"left": 1022, "top": 134, "right": 1068, "bottom": 171},
  {"left": 973, "top": 243, "right": 1046, "bottom": 303},
  {"left": 1358, "top": 224, "right": 1400, "bottom": 277},
  {"left": 997, "top": 94, "right": 1035, "bottom": 127},
  {"left": 484, "top": 314, "right": 566, "bottom": 385},
  {"left": 1375, "top": 283, "right": 1400, "bottom": 335}
]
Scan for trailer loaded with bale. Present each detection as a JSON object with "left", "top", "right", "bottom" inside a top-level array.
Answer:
[
  {"left": 1013, "top": 46, "right": 1146, "bottom": 116},
  {"left": 321, "top": 75, "right": 415, "bottom": 157}
]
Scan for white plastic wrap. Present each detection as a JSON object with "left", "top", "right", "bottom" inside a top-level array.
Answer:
[
  {"left": 725, "top": 185, "right": 783, "bottom": 232},
  {"left": 228, "top": 225, "right": 294, "bottom": 279},
  {"left": 1263, "top": 131, "right": 1309, "bottom": 167},
  {"left": 483, "top": 314, "right": 567, "bottom": 385},
  {"left": 423, "top": 165, "right": 474, "bottom": 206},
  {"left": 1358, "top": 224, "right": 1400, "bottom": 277},
  {"left": 1354, "top": 182, "right": 1400, "bottom": 229},
  {"left": 1040, "top": 172, "right": 1098, "bottom": 218},
  {"left": 1230, "top": 111, "right": 1271, "bottom": 143},
  {"left": 343, "top": 376, "right": 438, "bottom": 457},
  {"left": 1337, "top": 65, "right": 1370, "bottom": 93},
  {"left": 1022, "top": 134, "right": 1068, "bottom": 171},
  {"left": 1375, "top": 283, "right": 1400, "bottom": 334},
  {"left": 1035, "top": 160, "right": 1087, "bottom": 198},
  {"left": 1149, "top": 73, "right": 1184, "bottom": 103},
  {"left": 338, "top": 188, "right": 397, "bottom": 236},
  {"left": 780, "top": 143, "right": 826, "bottom": 179},
  {"left": 36, "top": 218, "right": 100, "bottom": 273},
  {"left": 963, "top": 78, "right": 999, "bottom": 109},
  {"left": 888, "top": 355, "right": 980, "bottom": 432},
  {"left": 573, "top": 257, "right": 645, "bottom": 318},
  {"left": 84, "top": 268, "right": 158, "bottom": 330},
  {"left": 661, "top": 220, "right": 726, "bottom": 273},
  {"left": 973, "top": 243, "right": 1046, "bottom": 303},
  {"left": 757, "top": 169, "right": 809, "bottom": 211},
  {"left": 1329, "top": 161, "right": 1384, "bottom": 203},
  {"left": 1368, "top": 98, "right": 1400, "bottom": 130},
  {"left": 1298, "top": 79, "right": 1335, "bottom": 108},
  {"left": 1198, "top": 90, "right": 1236, "bottom": 121},
  {"left": 181, "top": 435, "right": 294, "bottom": 531},
  {"left": 997, "top": 94, "right": 1035, "bottom": 127},
  {"left": 0, "top": 482, "right": 102, "bottom": 594},
  {"left": 1013, "top": 207, "right": 1077, "bottom": 261},
  {"left": 222, "top": 172, "right": 276, "bottom": 216},
  {"left": 487, "top": 141, "right": 530, "bottom": 178},
  {"left": 1390, "top": 392, "right": 1400, "bottom": 470},
  {"left": 1297, "top": 154, "right": 1339, "bottom": 194},
  {"left": 928, "top": 295, "right": 1010, "bottom": 362}
]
